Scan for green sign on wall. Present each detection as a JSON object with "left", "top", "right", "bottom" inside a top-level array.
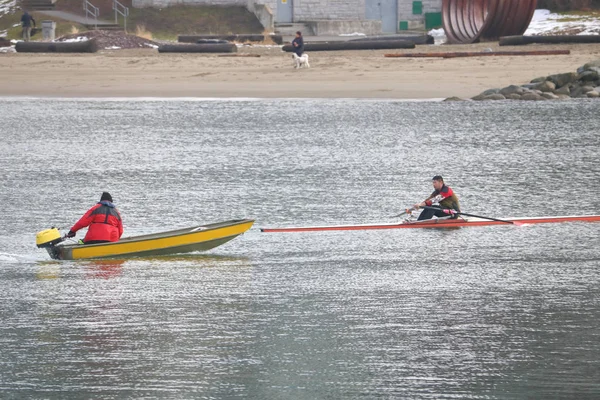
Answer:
[
  {"left": 425, "top": 12, "right": 442, "bottom": 29},
  {"left": 413, "top": 1, "right": 423, "bottom": 15}
]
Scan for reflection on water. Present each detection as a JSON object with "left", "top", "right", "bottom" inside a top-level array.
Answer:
[{"left": 0, "top": 99, "right": 599, "bottom": 398}]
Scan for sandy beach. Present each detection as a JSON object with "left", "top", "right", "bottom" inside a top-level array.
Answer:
[{"left": 1, "top": 43, "right": 599, "bottom": 99}]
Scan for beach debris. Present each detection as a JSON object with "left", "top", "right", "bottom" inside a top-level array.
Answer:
[{"left": 471, "top": 59, "right": 600, "bottom": 101}]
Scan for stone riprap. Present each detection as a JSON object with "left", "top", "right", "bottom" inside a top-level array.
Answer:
[{"left": 469, "top": 59, "right": 600, "bottom": 101}]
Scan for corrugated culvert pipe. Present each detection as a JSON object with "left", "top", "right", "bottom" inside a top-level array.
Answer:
[{"left": 442, "top": 0, "right": 538, "bottom": 44}]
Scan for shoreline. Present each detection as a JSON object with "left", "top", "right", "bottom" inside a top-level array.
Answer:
[
  {"left": 0, "top": 95, "right": 447, "bottom": 101},
  {"left": 1, "top": 43, "right": 599, "bottom": 99}
]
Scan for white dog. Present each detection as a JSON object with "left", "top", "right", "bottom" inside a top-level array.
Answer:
[{"left": 292, "top": 53, "right": 310, "bottom": 69}]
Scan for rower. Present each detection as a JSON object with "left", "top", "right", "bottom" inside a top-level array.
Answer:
[{"left": 412, "top": 175, "right": 461, "bottom": 221}]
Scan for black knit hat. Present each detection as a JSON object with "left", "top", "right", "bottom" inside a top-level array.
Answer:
[{"left": 100, "top": 192, "right": 113, "bottom": 202}]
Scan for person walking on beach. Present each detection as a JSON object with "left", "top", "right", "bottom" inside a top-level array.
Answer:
[
  {"left": 412, "top": 175, "right": 461, "bottom": 221},
  {"left": 66, "top": 192, "right": 123, "bottom": 244},
  {"left": 21, "top": 10, "right": 36, "bottom": 42},
  {"left": 291, "top": 31, "right": 304, "bottom": 57}
]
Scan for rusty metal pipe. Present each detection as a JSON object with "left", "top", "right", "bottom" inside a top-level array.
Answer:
[{"left": 442, "top": 0, "right": 538, "bottom": 44}]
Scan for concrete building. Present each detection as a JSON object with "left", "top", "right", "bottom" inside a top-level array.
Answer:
[{"left": 132, "top": 0, "right": 442, "bottom": 35}]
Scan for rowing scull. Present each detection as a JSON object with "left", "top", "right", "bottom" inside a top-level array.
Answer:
[{"left": 259, "top": 215, "right": 600, "bottom": 233}]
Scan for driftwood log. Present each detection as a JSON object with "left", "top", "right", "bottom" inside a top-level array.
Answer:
[
  {"left": 282, "top": 40, "right": 415, "bottom": 52},
  {"left": 350, "top": 35, "right": 434, "bottom": 45},
  {"left": 15, "top": 38, "right": 98, "bottom": 53},
  {"left": 158, "top": 43, "right": 237, "bottom": 53},
  {"left": 384, "top": 50, "right": 571, "bottom": 58},
  {"left": 178, "top": 34, "right": 283, "bottom": 44},
  {"left": 500, "top": 35, "right": 600, "bottom": 46}
]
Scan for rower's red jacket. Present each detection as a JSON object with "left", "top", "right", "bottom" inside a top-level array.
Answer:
[
  {"left": 70, "top": 200, "right": 123, "bottom": 242},
  {"left": 424, "top": 184, "right": 461, "bottom": 211}
]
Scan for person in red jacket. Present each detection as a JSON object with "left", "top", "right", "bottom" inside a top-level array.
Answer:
[
  {"left": 66, "top": 192, "right": 123, "bottom": 244},
  {"left": 412, "top": 175, "right": 461, "bottom": 221}
]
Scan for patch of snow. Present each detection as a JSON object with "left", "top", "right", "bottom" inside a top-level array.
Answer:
[
  {"left": 60, "top": 36, "right": 89, "bottom": 43},
  {"left": 525, "top": 9, "right": 600, "bottom": 35},
  {"left": 10, "top": 39, "right": 18, "bottom": 44},
  {"left": 12, "top": 23, "right": 19, "bottom": 27},
  {"left": 104, "top": 46, "right": 121, "bottom": 49},
  {"left": 0, "top": 46, "right": 15, "bottom": 53},
  {"left": 0, "top": 30, "right": 6, "bottom": 36},
  {"left": 339, "top": 32, "right": 366, "bottom": 37},
  {"left": 428, "top": 28, "right": 447, "bottom": 45},
  {"left": 145, "top": 43, "right": 159, "bottom": 48},
  {"left": 0, "top": 0, "right": 16, "bottom": 17}
]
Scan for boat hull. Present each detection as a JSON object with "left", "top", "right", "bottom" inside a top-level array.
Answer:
[
  {"left": 260, "top": 215, "right": 600, "bottom": 233},
  {"left": 49, "top": 219, "right": 254, "bottom": 260}
]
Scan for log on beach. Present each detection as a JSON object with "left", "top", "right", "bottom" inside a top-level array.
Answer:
[
  {"left": 158, "top": 43, "right": 238, "bottom": 53},
  {"left": 15, "top": 39, "right": 98, "bottom": 53},
  {"left": 350, "top": 35, "right": 434, "bottom": 45},
  {"left": 384, "top": 50, "right": 571, "bottom": 58},
  {"left": 282, "top": 40, "right": 415, "bottom": 52},
  {"left": 500, "top": 35, "right": 600, "bottom": 46},
  {"left": 178, "top": 34, "right": 283, "bottom": 44}
]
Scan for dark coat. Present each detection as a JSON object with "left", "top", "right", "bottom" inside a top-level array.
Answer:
[
  {"left": 291, "top": 36, "right": 304, "bottom": 56},
  {"left": 21, "top": 12, "right": 36, "bottom": 28}
]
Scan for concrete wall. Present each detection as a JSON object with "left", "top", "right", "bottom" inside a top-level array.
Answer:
[
  {"left": 132, "top": 0, "right": 444, "bottom": 33},
  {"left": 398, "top": 0, "right": 442, "bottom": 29},
  {"left": 294, "top": 0, "right": 365, "bottom": 21},
  {"left": 247, "top": 1, "right": 274, "bottom": 31}
]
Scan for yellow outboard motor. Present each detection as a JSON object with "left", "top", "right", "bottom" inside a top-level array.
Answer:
[{"left": 36, "top": 228, "right": 63, "bottom": 248}]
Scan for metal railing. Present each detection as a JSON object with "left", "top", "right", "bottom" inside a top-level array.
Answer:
[
  {"left": 83, "top": 0, "right": 99, "bottom": 29},
  {"left": 113, "top": 0, "right": 129, "bottom": 32}
]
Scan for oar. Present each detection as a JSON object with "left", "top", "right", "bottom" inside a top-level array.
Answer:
[
  {"left": 390, "top": 208, "right": 414, "bottom": 218},
  {"left": 422, "top": 206, "right": 525, "bottom": 226}
]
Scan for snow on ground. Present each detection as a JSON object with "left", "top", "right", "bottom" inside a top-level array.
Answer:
[
  {"left": 0, "top": 46, "right": 15, "bottom": 52},
  {"left": 0, "top": 0, "right": 17, "bottom": 36},
  {"left": 429, "top": 8, "right": 600, "bottom": 43},
  {"left": 339, "top": 32, "right": 367, "bottom": 37},
  {"left": 0, "top": 0, "right": 16, "bottom": 18},
  {"left": 60, "top": 36, "right": 89, "bottom": 42},
  {"left": 525, "top": 9, "right": 600, "bottom": 35}
]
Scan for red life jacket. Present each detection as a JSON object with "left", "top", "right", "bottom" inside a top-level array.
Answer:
[{"left": 70, "top": 201, "right": 123, "bottom": 242}]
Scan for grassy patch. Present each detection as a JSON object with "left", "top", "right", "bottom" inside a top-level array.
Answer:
[
  {"left": 2, "top": 2, "right": 264, "bottom": 42},
  {"left": 0, "top": 10, "right": 87, "bottom": 40},
  {"left": 556, "top": 9, "right": 600, "bottom": 18}
]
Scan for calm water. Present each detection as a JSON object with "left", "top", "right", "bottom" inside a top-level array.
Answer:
[{"left": 0, "top": 98, "right": 599, "bottom": 399}]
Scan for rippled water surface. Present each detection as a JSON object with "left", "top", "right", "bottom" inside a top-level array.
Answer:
[{"left": 1, "top": 98, "right": 599, "bottom": 399}]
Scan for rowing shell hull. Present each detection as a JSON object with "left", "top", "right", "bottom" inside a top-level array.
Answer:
[
  {"left": 260, "top": 215, "right": 600, "bottom": 233},
  {"left": 50, "top": 219, "right": 254, "bottom": 260}
]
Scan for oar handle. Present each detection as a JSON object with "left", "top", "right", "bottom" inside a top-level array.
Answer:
[{"left": 390, "top": 207, "right": 415, "bottom": 218}]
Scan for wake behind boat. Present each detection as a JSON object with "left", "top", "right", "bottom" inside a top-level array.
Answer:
[
  {"left": 259, "top": 215, "right": 600, "bottom": 233},
  {"left": 37, "top": 219, "right": 254, "bottom": 260}
]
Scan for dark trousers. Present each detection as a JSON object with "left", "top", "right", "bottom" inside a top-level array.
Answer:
[{"left": 418, "top": 205, "right": 457, "bottom": 221}]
